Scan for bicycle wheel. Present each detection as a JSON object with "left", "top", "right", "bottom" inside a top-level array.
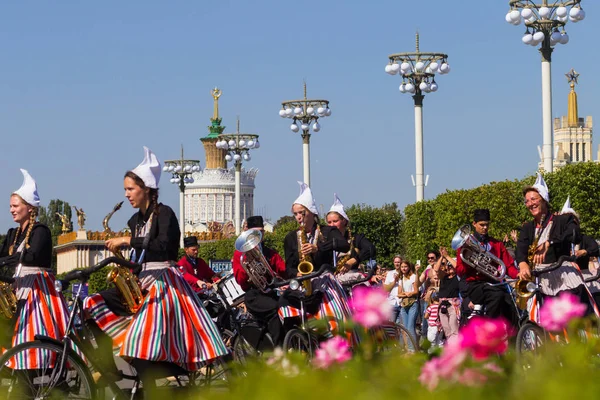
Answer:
[
  {"left": 188, "top": 355, "right": 230, "bottom": 389},
  {"left": 516, "top": 322, "right": 545, "bottom": 366},
  {"left": 283, "top": 329, "right": 316, "bottom": 359},
  {"left": 0, "top": 339, "right": 95, "bottom": 399},
  {"left": 232, "top": 335, "right": 257, "bottom": 365},
  {"left": 380, "top": 322, "right": 419, "bottom": 353}
]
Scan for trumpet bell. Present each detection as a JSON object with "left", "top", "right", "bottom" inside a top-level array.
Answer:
[{"left": 297, "top": 260, "right": 314, "bottom": 275}]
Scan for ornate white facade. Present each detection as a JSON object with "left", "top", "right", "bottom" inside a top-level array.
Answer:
[{"left": 184, "top": 167, "right": 258, "bottom": 232}]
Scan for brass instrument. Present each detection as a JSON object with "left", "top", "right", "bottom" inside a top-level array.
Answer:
[
  {"left": 107, "top": 267, "right": 145, "bottom": 314},
  {"left": 104, "top": 201, "right": 145, "bottom": 314},
  {"left": 235, "top": 229, "right": 276, "bottom": 292},
  {"left": 297, "top": 222, "right": 315, "bottom": 295},
  {"left": 515, "top": 215, "right": 545, "bottom": 310},
  {"left": 451, "top": 225, "right": 507, "bottom": 282},
  {"left": 334, "top": 228, "right": 359, "bottom": 275},
  {"left": 0, "top": 281, "right": 17, "bottom": 319}
]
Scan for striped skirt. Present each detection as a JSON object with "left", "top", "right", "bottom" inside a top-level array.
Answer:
[
  {"left": 84, "top": 262, "right": 228, "bottom": 371},
  {"left": 278, "top": 273, "right": 353, "bottom": 336},
  {"left": 5, "top": 267, "right": 71, "bottom": 369}
]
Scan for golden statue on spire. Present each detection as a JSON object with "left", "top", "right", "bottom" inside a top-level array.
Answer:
[
  {"left": 566, "top": 69, "right": 580, "bottom": 128},
  {"left": 211, "top": 87, "right": 222, "bottom": 120}
]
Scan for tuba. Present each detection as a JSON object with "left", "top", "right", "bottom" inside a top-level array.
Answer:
[
  {"left": 104, "top": 202, "right": 145, "bottom": 314},
  {"left": 235, "top": 229, "right": 276, "bottom": 292},
  {"left": 451, "top": 224, "right": 507, "bottom": 282},
  {"left": 297, "top": 223, "right": 315, "bottom": 295},
  {"left": 0, "top": 281, "right": 17, "bottom": 319}
]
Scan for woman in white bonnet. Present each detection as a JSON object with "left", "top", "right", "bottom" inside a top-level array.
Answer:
[
  {"left": 0, "top": 169, "right": 70, "bottom": 366},
  {"left": 83, "top": 147, "right": 228, "bottom": 390}
]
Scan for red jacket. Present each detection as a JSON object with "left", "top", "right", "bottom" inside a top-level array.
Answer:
[
  {"left": 456, "top": 237, "right": 519, "bottom": 282},
  {"left": 176, "top": 256, "right": 217, "bottom": 292},
  {"left": 233, "top": 246, "right": 286, "bottom": 291}
]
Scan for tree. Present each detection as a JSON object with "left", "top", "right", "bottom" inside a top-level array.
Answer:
[
  {"left": 38, "top": 199, "right": 72, "bottom": 271},
  {"left": 346, "top": 203, "right": 404, "bottom": 269},
  {"left": 273, "top": 215, "right": 296, "bottom": 231}
]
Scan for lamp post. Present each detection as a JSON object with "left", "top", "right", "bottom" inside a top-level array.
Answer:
[
  {"left": 505, "top": 1, "right": 585, "bottom": 172},
  {"left": 215, "top": 119, "right": 260, "bottom": 235},
  {"left": 386, "top": 33, "right": 450, "bottom": 202},
  {"left": 279, "top": 83, "right": 331, "bottom": 187},
  {"left": 163, "top": 146, "right": 201, "bottom": 247}
]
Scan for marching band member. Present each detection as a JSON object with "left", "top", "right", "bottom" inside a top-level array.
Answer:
[
  {"left": 0, "top": 170, "right": 70, "bottom": 367},
  {"left": 326, "top": 193, "right": 376, "bottom": 284},
  {"left": 232, "top": 215, "right": 287, "bottom": 345},
  {"left": 280, "top": 182, "right": 351, "bottom": 336},
  {"left": 84, "top": 147, "right": 227, "bottom": 387},
  {"left": 177, "top": 235, "right": 218, "bottom": 296},
  {"left": 456, "top": 209, "right": 519, "bottom": 327},
  {"left": 517, "top": 173, "right": 597, "bottom": 315}
]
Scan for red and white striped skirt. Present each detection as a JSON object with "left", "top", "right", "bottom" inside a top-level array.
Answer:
[{"left": 84, "top": 262, "right": 228, "bottom": 371}]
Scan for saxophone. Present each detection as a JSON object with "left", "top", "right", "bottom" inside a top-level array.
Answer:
[
  {"left": 0, "top": 281, "right": 17, "bottom": 319},
  {"left": 516, "top": 215, "right": 545, "bottom": 309},
  {"left": 297, "top": 222, "right": 315, "bottom": 295},
  {"left": 104, "top": 202, "right": 145, "bottom": 314},
  {"left": 334, "top": 228, "right": 358, "bottom": 275}
]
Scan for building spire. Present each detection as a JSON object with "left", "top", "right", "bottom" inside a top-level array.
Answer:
[
  {"left": 415, "top": 31, "right": 420, "bottom": 52},
  {"left": 211, "top": 87, "right": 222, "bottom": 120},
  {"left": 566, "top": 69, "right": 580, "bottom": 128}
]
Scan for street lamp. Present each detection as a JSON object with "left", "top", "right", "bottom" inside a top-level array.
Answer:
[
  {"left": 386, "top": 32, "right": 450, "bottom": 202},
  {"left": 505, "top": 1, "right": 585, "bottom": 172},
  {"left": 216, "top": 118, "right": 260, "bottom": 235},
  {"left": 279, "top": 82, "right": 331, "bottom": 187},
  {"left": 163, "top": 146, "right": 201, "bottom": 247}
]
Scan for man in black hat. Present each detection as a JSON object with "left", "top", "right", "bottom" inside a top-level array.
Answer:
[
  {"left": 455, "top": 209, "right": 520, "bottom": 326},
  {"left": 177, "top": 235, "right": 217, "bottom": 293},
  {"left": 232, "top": 215, "right": 288, "bottom": 346}
]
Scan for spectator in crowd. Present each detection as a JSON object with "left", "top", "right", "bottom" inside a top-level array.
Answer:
[
  {"left": 397, "top": 260, "right": 419, "bottom": 352},
  {"left": 434, "top": 247, "right": 460, "bottom": 340},
  {"left": 424, "top": 292, "right": 442, "bottom": 350},
  {"left": 383, "top": 256, "right": 404, "bottom": 324}
]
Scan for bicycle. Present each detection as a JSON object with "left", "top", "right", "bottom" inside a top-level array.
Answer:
[
  {"left": 0, "top": 257, "right": 229, "bottom": 400},
  {"left": 515, "top": 256, "right": 598, "bottom": 361}
]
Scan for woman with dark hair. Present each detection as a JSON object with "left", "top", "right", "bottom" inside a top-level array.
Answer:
[
  {"left": 84, "top": 147, "right": 227, "bottom": 388},
  {"left": 0, "top": 169, "right": 69, "bottom": 367}
]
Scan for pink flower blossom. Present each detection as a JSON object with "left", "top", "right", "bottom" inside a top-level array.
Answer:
[
  {"left": 457, "top": 368, "right": 488, "bottom": 387},
  {"left": 460, "top": 317, "right": 510, "bottom": 360},
  {"left": 349, "top": 286, "right": 392, "bottom": 328},
  {"left": 313, "top": 336, "right": 352, "bottom": 369},
  {"left": 539, "top": 292, "right": 587, "bottom": 332},
  {"left": 418, "top": 357, "right": 442, "bottom": 390}
]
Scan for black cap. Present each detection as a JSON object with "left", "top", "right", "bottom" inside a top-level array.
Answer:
[
  {"left": 183, "top": 236, "right": 199, "bottom": 248},
  {"left": 473, "top": 209, "right": 491, "bottom": 222},
  {"left": 247, "top": 215, "right": 264, "bottom": 229}
]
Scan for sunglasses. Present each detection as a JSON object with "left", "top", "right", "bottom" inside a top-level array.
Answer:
[{"left": 427, "top": 256, "right": 436, "bottom": 260}]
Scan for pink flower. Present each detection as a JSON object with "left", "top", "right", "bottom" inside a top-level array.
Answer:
[
  {"left": 539, "top": 292, "right": 587, "bottom": 332},
  {"left": 419, "top": 357, "right": 442, "bottom": 391},
  {"left": 313, "top": 336, "right": 352, "bottom": 369},
  {"left": 457, "top": 368, "right": 488, "bottom": 387},
  {"left": 349, "top": 286, "right": 391, "bottom": 328},
  {"left": 460, "top": 317, "right": 510, "bottom": 360}
]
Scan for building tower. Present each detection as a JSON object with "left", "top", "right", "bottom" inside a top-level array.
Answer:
[
  {"left": 552, "top": 69, "right": 593, "bottom": 169},
  {"left": 183, "top": 88, "right": 258, "bottom": 234}
]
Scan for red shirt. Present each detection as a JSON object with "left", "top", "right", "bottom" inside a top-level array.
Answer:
[
  {"left": 232, "top": 246, "right": 286, "bottom": 291},
  {"left": 176, "top": 256, "right": 217, "bottom": 292},
  {"left": 456, "top": 237, "right": 519, "bottom": 282}
]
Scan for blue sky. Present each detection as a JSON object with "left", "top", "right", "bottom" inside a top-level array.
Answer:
[{"left": 0, "top": 1, "right": 598, "bottom": 231}]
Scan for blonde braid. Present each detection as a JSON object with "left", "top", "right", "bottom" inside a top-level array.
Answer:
[
  {"left": 23, "top": 207, "right": 38, "bottom": 250},
  {"left": 8, "top": 227, "right": 21, "bottom": 256}
]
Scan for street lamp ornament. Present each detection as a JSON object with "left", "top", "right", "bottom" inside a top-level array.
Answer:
[
  {"left": 506, "top": 1, "right": 585, "bottom": 173},
  {"left": 216, "top": 118, "right": 259, "bottom": 235},
  {"left": 163, "top": 146, "right": 201, "bottom": 247},
  {"left": 385, "top": 32, "right": 450, "bottom": 202},
  {"left": 280, "top": 82, "right": 331, "bottom": 187}
]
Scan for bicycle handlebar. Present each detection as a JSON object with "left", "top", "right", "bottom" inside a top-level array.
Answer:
[
  {"left": 532, "top": 255, "right": 576, "bottom": 276},
  {"left": 62, "top": 257, "right": 142, "bottom": 283},
  {"left": 340, "top": 266, "right": 377, "bottom": 287},
  {"left": 268, "top": 264, "right": 330, "bottom": 289}
]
